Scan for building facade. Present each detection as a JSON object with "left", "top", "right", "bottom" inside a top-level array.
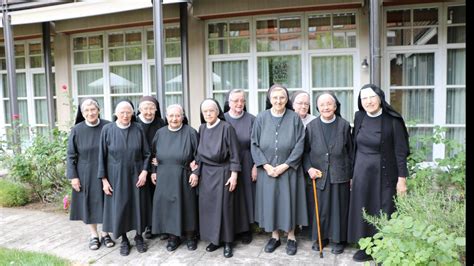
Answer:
[{"left": 0, "top": 0, "right": 466, "bottom": 161}]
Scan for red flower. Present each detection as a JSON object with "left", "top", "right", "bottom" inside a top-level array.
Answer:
[
  {"left": 12, "top": 114, "right": 20, "bottom": 120},
  {"left": 61, "top": 84, "right": 68, "bottom": 92}
]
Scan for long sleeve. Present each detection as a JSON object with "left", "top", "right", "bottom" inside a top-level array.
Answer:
[
  {"left": 226, "top": 124, "right": 241, "bottom": 172},
  {"left": 139, "top": 126, "right": 151, "bottom": 172},
  {"left": 150, "top": 132, "right": 159, "bottom": 174},
  {"left": 97, "top": 126, "right": 108, "bottom": 179},
  {"left": 250, "top": 116, "right": 269, "bottom": 167},
  {"left": 66, "top": 128, "right": 78, "bottom": 179},
  {"left": 344, "top": 122, "right": 354, "bottom": 178},
  {"left": 284, "top": 116, "right": 305, "bottom": 169},
  {"left": 392, "top": 117, "right": 409, "bottom": 177},
  {"left": 190, "top": 128, "right": 200, "bottom": 176},
  {"left": 303, "top": 125, "right": 313, "bottom": 173}
]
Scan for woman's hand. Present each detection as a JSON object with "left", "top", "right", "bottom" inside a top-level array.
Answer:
[
  {"left": 136, "top": 170, "right": 148, "bottom": 188},
  {"left": 308, "top": 168, "right": 323, "bottom": 180},
  {"left": 152, "top": 158, "right": 158, "bottom": 166},
  {"left": 102, "top": 178, "right": 113, "bottom": 195},
  {"left": 151, "top": 173, "right": 157, "bottom": 185},
  {"left": 263, "top": 164, "right": 276, "bottom": 177},
  {"left": 274, "top": 164, "right": 289, "bottom": 176},
  {"left": 396, "top": 177, "right": 407, "bottom": 196},
  {"left": 189, "top": 173, "right": 199, "bottom": 187},
  {"left": 226, "top": 171, "right": 238, "bottom": 192},
  {"left": 190, "top": 160, "right": 198, "bottom": 171},
  {"left": 251, "top": 164, "right": 257, "bottom": 182},
  {"left": 71, "top": 178, "right": 81, "bottom": 192}
]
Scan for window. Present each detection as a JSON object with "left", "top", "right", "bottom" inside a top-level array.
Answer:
[
  {"left": 211, "top": 60, "right": 248, "bottom": 107},
  {"left": 73, "top": 35, "right": 104, "bottom": 64},
  {"left": 386, "top": 8, "right": 438, "bottom": 46},
  {"left": 208, "top": 20, "right": 250, "bottom": 55},
  {"left": 256, "top": 17, "right": 301, "bottom": 52},
  {"left": 308, "top": 12, "right": 356, "bottom": 49}
]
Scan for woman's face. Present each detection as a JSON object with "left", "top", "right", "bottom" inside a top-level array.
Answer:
[
  {"left": 201, "top": 101, "right": 218, "bottom": 124},
  {"left": 360, "top": 88, "right": 382, "bottom": 115},
  {"left": 317, "top": 94, "right": 337, "bottom": 120},
  {"left": 166, "top": 106, "right": 183, "bottom": 129},
  {"left": 228, "top": 92, "right": 246, "bottom": 115},
  {"left": 115, "top": 104, "right": 133, "bottom": 126},
  {"left": 270, "top": 88, "right": 288, "bottom": 113},
  {"left": 82, "top": 103, "right": 99, "bottom": 124},
  {"left": 293, "top": 93, "right": 310, "bottom": 118},
  {"left": 139, "top": 101, "right": 156, "bottom": 121}
]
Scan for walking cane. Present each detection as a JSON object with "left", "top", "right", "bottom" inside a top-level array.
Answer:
[{"left": 312, "top": 178, "right": 323, "bottom": 258}]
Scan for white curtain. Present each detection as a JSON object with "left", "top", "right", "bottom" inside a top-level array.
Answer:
[
  {"left": 212, "top": 60, "right": 248, "bottom": 91},
  {"left": 258, "top": 55, "right": 301, "bottom": 89},
  {"left": 312, "top": 56, "right": 353, "bottom": 87}
]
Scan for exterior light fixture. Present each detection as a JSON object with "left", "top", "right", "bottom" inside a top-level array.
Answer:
[{"left": 361, "top": 58, "right": 369, "bottom": 69}]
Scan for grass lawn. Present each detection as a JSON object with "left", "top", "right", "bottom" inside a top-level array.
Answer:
[{"left": 0, "top": 247, "right": 71, "bottom": 265}]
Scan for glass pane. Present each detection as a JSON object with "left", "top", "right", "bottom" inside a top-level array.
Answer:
[
  {"left": 313, "top": 90, "right": 353, "bottom": 122},
  {"left": 89, "top": 50, "right": 103, "bottom": 63},
  {"left": 18, "top": 100, "right": 29, "bottom": 124},
  {"left": 147, "top": 31, "right": 154, "bottom": 43},
  {"left": 229, "top": 38, "right": 249, "bottom": 54},
  {"left": 33, "top": 74, "right": 46, "bottom": 96},
  {"left": 386, "top": 10, "right": 411, "bottom": 27},
  {"left": 29, "top": 43, "right": 42, "bottom": 55},
  {"left": 17, "top": 73, "right": 27, "bottom": 97},
  {"left": 0, "top": 59, "right": 5, "bottom": 70},
  {"left": 280, "top": 34, "right": 301, "bottom": 51},
  {"left": 209, "top": 39, "right": 228, "bottom": 55},
  {"left": 390, "top": 89, "right": 434, "bottom": 124},
  {"left": 125, "top": 47, "right": 142, "bottom": 61},
  {"left": 413, "top": 27, "right": 437, "bottom": 45},
  {"left": 446, "top": 128, "right": 465, "bottom": 148},
  {"left": 15, "top": 44, "right": 25, "bottom": 56},
  {"left": 109, "top": 48, "right": 124, "bottom": 62},
  {"left": 165, "top": 43, "right": 181, "bottom": 58},
  {"left": 258, "top": 55, "right": 301, "bottom": 89},
  {"left": 447, "top": 6, "right": 465, "bottom": 24},
  {"left": 73, "top": 37, "right": 87, "bottom": 50},
  {"left": 309, "top": 32, "right": 331, "bottom": 49},
  {"left": 448, "top": 26, "right": 465, "bottom": 43},
  {"left": 147, "top": 45, "right": 154, "bottom": 59},
  {"left": 333, "top": 13, "right": 356, "bottom": 30},
  {"left": 257, "top": 36, "right": 278, "bottom": 52},
  {"left": 413, "top": 8, "right": 438, "bottom": 26},
  {"left": 387, "top": 29, "right": 411, "bottom": 46},
  {"left": 279, "top": 17, "right": 301, "bottom": 33},
  {"left": 308, "top": 14, "right": 331, "bottom": 32},
  {"left": 213, "top": 92, "right": 228, "bottom": 109},
  {"left": 164, "top": 64, "right": 183, "bottom": 92},
  {"left": 165, "top": 26, "right": 181, "bottom": 41},
  {"left": 312, "top": 56, "right": 353, "bottom": 87},
  {"left": 333, "top": 31, "right": 356, "bottom": 48},
  {"left": 3, "top": 100, "right": 10, "bottom": 123},
  {"left": 35, "top": 99, "right": 47, "bottom": 124},
  {"left": 256, "top": 19, "right": 278, "bottom": 35},
  {"left": 125, "top": 32, "right": 142, "bottom": 45},
  {"left": 108, "top": 33, "right": 124, "bottom": 47},
  {"left": 390, "top": 53, "right": 434, "bottom": 86},
  {"left": 165, "top": 94, "right": 182, "bottom": 107},
  {"left": 88, "top": 35, "right": 103, "bottom": 49},
  {"left": 30, "top": 56, "right": 43, "bottom": 68},
  {"left": 110, "top": 65, "right": 142, "bottom": 94},
  {"left": 446, "top": 88, "right": 465, "bottom": 124},
  {"left": 258, "top": 91, "right": 267, "bottom": 112},
  {"left": 208, "top": 23, "right": 228, "bottom": 38},
  {"left": 74, "top": 51, "right": 87, "bottom": 64},
  {"left": 408, "top": 127, "right": 433, "bottom": 161},
  {"left": 212, "top": 60, "right": 248, "bottom": 91},
  {"left": 16, "top": 58, "right": 25, "bottom": 69},
  {"left": 77, "top": 69, "right": 103, "bottom": 95},
  {"left": 229, "top": 21, "right": 249, "bottom": 37},
  {"left": 447, "top": 49, "right": 465, "bottom": 85}
]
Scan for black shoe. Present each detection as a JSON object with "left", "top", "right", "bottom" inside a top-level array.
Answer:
[
  {"left": 264, "top": 238, "right": 281, "bottom": 253},
  {"left": 144, "top": 226, "right": 153, "bottom": 239},
  {"left": 286, "top": 239, "right": 297, "bottom": 255},
  {"left": 331, "top": 242, "right": 345, "bottom": 254},
  {"left": 223, "top": 242, "right": 233, "bottom": 258},
  {"left": 187, "top": 238, "right": 197, "bottom": 251},
  {"left": 120, "top": 240, "right": 130, "bottom": 256},
  {"left": 89, "top": 237, "right": 101, "bottom": 250},
  {"left": 312, "top": 238, "right": 329, "bottom": 251},
  {"left": 353, "top": 249, "right": 372, "bottom": 262},
  {"left": 134, "top": 235, "right": 147, "bottom": 253},
  {"left": 241, "top": 231, "right": 252, "bottom": 244},
  {"left": 101, "top": 235, "right": 115, "bottom": 248},
  {"left": 206, "top": 242, "right": 222, "bottom": 252},
  {"left": 166, "top": 237, "right": 181, "bottom": 251}
]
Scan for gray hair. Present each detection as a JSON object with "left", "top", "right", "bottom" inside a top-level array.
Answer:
[
  {"left": 166, "top": 104, "right": 184, "bottom": 116},
  {"left": 80, "top": 98, "right": 100, "bottom": 113},
  {"left": 114, "top": 101, "right": 133, "bottom": 114},
  {"left": 228, "top": 89, "right": 246, "bottom": 101}
]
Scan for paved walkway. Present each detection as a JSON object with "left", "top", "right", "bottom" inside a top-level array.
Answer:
[{"left": 0, "top": 207, "right": 372, "bottom": 265}]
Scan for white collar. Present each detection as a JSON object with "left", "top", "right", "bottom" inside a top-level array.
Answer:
[
  {"left": 116, "top": 121, "right": 131, "bottom": 129},
  {"left": 270, "top": 108, "right": 286, "bottom": 117},
  {"left": 320, "top": 115, "right": 336, "bottom": 124},
  {"left": 206, "top": 118, "right": 221, "bottom": 129},
  {"left": 168, "top": 124, "right": 183, "bottom": 132},
  {"left": 85, "top": 119, "right": 100, "bottom": 127},
  {"left": 228, "top": 111, "right": 244, "bottom": 119},
  {"left": 138, "top": 114, "right": 153, "bottom": 124},
  {"left": 367, "top": 109, "right": 383, "bottom": 117}
]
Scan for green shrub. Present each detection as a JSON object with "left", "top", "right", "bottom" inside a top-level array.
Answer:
[
  {"left": 0, "top": 179, "right": 29, "bottom": 207},
  {"left": 2, "top": 128, "right": 69, "bottom": 203}
]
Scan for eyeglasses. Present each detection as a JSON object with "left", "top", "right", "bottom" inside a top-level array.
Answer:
[{"left": 294, "top": 101, "right": 310, "bottom": 107}]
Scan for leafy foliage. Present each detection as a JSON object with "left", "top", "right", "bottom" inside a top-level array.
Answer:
[{"left": 0, "top": 179, "right": 29, "bottom": 207}]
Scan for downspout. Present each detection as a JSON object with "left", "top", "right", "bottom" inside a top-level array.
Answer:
[{"left": 369, "top": 0, "right": 381, "bottom": 87}]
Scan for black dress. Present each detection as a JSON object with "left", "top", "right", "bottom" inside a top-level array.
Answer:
[
  {"left": 67, "top": 120, "right": 110, "bottom": 224},
  {"left": 196, "top": 120, "right": 242, "bottom": 245},
  {"left": 97, "top": 122, "right": 151, "bottom": 238},
  {"left": 151, "top": 125, "right": 199, "bottom": 237}
]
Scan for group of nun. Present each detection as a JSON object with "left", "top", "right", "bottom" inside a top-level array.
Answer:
[{"left": 67, "top": 83, "right": 409, "bottom": 261}]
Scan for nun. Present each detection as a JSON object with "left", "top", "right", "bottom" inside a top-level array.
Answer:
[
  {"left": 67, "top": 98, "right": 114, "bottom": 250},
  {"left": 98, "top": 99, "right": 151, "bottom": 256},
  {"left": 196, "top": 98, "right": 241, "bottom": 258},
  {"left": 150, "top": 104, "right": 199, "bottom": 251}
]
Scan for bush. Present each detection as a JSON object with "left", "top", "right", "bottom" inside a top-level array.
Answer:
[
  {"left": 0, "top": 179, "right": 29, "bottom": 207},
  {"left": 359, "top": 126, "right": 465, "bottom": 264},
  {"left": 2, "top": 128, "right": 69, "bottom": 203}
]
